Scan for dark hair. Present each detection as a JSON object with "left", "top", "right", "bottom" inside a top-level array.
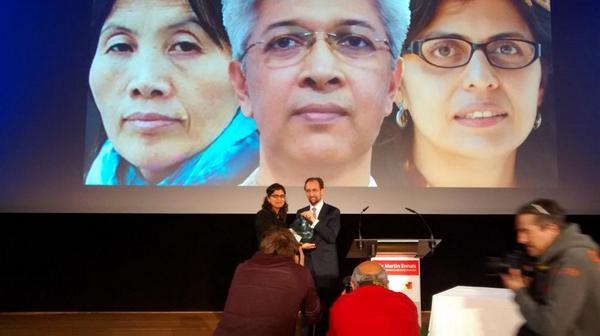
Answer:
[
  {"left": 304, "top": 177, "right": 324, "bottom": 189},
  {"left": 516, "top": 198, "right": 568, "bottom": 229},
  {"left": 259, "top": 227, "right": 300, "bottom": 259},
  {"left": 90, "top": 0, "right": 230, "bottom": 53},
  {"left": 262, "top": 183, "right": 288, "bottom": 217},
  {"left": 372, "top": 0, "right": 556, "bottom": 187}
]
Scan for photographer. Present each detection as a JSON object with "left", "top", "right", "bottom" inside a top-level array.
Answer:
[{"left": 501, "top": 199, "right": 600, "bottom": 336}]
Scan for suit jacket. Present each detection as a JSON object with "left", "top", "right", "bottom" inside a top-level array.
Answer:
[{"left": 297, "top": 202, "right": 340, "bottom": 279}]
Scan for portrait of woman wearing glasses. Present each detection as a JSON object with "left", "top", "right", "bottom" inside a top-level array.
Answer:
[
  {"left": 84, "top": 0, "right": 258, "bottom": 185},
  {"left": 374, "top": 0, "right": 556, "bottom": 187}
]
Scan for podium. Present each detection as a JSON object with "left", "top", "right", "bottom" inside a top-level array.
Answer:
[{"left": 346, "top": 239, "right": 441, "bottom": 325}]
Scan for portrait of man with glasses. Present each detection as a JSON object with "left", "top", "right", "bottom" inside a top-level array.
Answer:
[{"left": 223, "top": 0, "right": 410, "bottom": 187}]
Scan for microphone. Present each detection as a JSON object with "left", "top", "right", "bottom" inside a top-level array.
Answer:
[
  {"left": 405, "top": 207, "right": 437, "bottom": 255},
  {"left": 358, "top": 206, "right": 369, "bottom": 251}
]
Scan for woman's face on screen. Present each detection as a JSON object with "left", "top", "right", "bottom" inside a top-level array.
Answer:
[
  {"left": 401, "top": 0, "right": 543, "bottom": 160},
  {"left": 89, "top": 0, "right": 236, "bottom": 180}
]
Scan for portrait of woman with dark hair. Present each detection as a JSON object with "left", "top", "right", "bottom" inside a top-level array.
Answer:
[
  {"left": 373, "top": 0, "right": 556, "bottom": 187},
  {"left": 84, "top": 0, "right": 258, "bottom": 185}
]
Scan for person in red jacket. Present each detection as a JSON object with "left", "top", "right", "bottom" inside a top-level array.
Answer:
[{"left": 328, "top": 261, "right": 419, "bottom": 336}]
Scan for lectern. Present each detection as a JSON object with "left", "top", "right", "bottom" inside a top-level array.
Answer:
[{"left": 346, "top": 239, "right": 441, "bottom": 325}]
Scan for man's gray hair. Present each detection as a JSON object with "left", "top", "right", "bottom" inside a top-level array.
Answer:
[
  {"left": 351, "top": 264, "right": 389, "bottom": 287},
  {"left": 222, "top": 0, "right": 411, "bottom": 62}
]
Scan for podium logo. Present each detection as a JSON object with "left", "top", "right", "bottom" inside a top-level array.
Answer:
[{"left": 375, "top": 260, "right": 419, "bottom": 276}]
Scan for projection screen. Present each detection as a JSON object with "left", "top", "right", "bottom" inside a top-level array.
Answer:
[{"left": 1, "top": 0, "right": 599, "bottom": 214}]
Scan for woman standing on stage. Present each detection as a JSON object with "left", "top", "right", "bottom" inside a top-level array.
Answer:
[{"left": 254, "top": 183, "right": 289, "bottom": 243}]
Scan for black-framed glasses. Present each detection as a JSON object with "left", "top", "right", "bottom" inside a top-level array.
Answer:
[
  {"left": 269, "top": 194, "right": 286, "bottom": 200},
  {"left": 405, "top": 37, "right": 541, "bottom": 69},
  {"left": 240, "top": 27, "right": 391, "bottom": 68}
]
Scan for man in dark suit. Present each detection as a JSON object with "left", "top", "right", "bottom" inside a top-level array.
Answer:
[{"left": 297, "top": 177, "right": 340, "bottom": 335}]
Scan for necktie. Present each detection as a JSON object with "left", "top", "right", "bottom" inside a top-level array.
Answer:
[{"left": 312, "top": 207, "right": 317, "bottom": 219}]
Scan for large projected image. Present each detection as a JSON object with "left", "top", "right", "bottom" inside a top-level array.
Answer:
[
  {"left": 373, "top": 0, "right": 555, "bottom": 188},
  {"left": 85, "top": 0, "right": 258, "bottom": 185},
  {"left": 83, "top": 0, "right": 556, "bottom": 188}
]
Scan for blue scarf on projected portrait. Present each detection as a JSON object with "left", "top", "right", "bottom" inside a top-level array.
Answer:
[{"left": 85, "top": 110, "right": 259, "bottom": 186}]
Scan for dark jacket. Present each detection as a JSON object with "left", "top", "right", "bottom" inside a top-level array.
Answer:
[
  {"left": 296, "top": 203, "right": 341, "bottom": 279},
  {"left": 515, "top": 224, "right": 600, "bottom": 336},
  {"left": 215, "top": 251, "right": 321, "bottom": 336},
  {"left": 255, "top": 208, "right": 287, "bottom": 243}
]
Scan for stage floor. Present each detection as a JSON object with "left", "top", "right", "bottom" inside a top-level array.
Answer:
[
  {"left": 0, "top": 312, "right": 220, "bottom": 336},
  {"left": 0, "top": 311, "right": 431, "bottom": 335}
]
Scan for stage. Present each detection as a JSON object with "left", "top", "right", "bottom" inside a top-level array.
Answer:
[{"left": 0, "top": 311, "right": 432, "bottom": 335}]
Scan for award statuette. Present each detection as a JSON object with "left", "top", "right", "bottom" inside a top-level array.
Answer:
[{"left": 291, "top": 217, "right": 314, "bottom": 243}]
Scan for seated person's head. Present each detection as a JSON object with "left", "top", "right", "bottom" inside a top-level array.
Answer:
[
  {"left": 260, "top": 227, "right": 301, "bottom": 260},
  {"left": 351, "top": 261, "right": 389, "bottom": 290}
]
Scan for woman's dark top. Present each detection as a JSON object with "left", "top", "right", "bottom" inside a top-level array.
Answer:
[{"left": 255, "top": 208, "right": 287, "bottom": 243}]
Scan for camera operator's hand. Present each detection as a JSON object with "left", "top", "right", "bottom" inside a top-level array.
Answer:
[{"left": 500, "top": 268, "right": 527, "bottom": 291}]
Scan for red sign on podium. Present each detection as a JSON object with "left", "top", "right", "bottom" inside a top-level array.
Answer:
[{"left": 374, "top": 259, "right": 419, "bottom": 276}]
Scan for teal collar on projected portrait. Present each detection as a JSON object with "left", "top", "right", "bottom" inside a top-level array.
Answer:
[{"left": 85, "top": 109, "right": 259, "bottom": 186}]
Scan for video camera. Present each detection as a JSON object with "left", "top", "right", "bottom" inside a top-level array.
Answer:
[{"left": 485, "top": 248, "right": 536, "bottom": 277}]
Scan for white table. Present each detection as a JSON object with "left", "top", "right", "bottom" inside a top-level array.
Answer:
[{"left": 428, "top": 286, "right": 525, "bottom": 336}]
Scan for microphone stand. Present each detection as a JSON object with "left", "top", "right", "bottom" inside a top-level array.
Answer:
[
  {"left": 405, "top": 207, "right": 436, "bottom": 255},
  {"left": 358, "top": 206, "right": 369, "bottom": 253}
]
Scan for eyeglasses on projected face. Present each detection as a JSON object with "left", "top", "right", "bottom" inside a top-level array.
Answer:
[
  {"left": 240, "top": 26, "right": 392, "bottom": 68},
  {"left": 404, "top": 36, "right": 542, "bottom": 69}
]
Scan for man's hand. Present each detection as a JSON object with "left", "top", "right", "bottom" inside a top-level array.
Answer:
[
  {"left": 500, "top": 268, "right": 527, "bottom": 291},
  {"left": 301, "top": 210, "right": 316, "bottom": 223},
  {"left": 301, "top": 243, "right": 316, "bottom": 250}
]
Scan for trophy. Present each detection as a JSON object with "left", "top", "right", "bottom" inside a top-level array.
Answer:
[{"left": 291, "top": 217, "right": 314, "bottom": 243}]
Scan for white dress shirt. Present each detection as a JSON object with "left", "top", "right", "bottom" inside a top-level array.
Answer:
[{"left": 307, "top": 200, "right": 324, "bottom": 228}]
